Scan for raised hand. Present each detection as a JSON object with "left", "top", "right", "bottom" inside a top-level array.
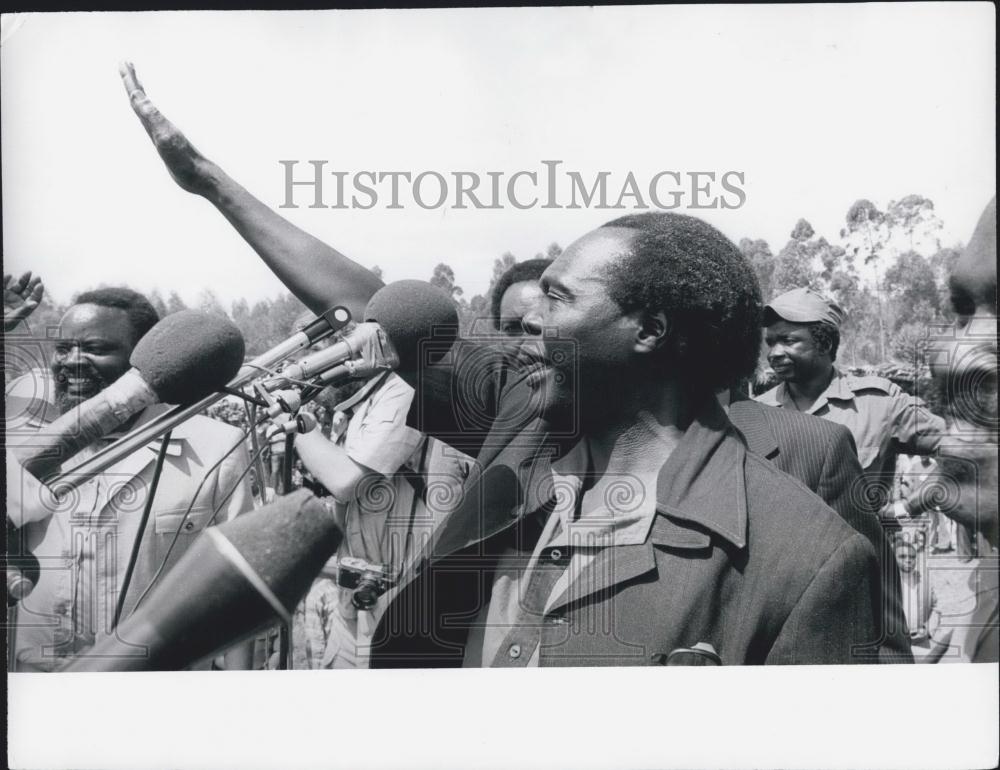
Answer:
[
  {"left": 119, "top": 61, "right": 217, "bottom": 196},
  {"left": 4, "top": 271, "right": 44, "bottom": 331},
  {"left": 116, "top": 63, "right": 383, "bottom": 321}
]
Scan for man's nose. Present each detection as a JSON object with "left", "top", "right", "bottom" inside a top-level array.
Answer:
[{"left": 521, "top": 310, "right": 543, "bottom": 337}]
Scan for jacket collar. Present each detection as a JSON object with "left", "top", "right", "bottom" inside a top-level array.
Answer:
[
  {"left": 649, "top": 397, "right": 748, "bottom": 550},
  {"left": 430, "top": 396, "right": 749, "bottom": 560},
  {"left": 768, "top": 368, "right": 853, "bottom": 415},
  {"left": 544, "top": 399, "right": 748, "bottom": 614}
]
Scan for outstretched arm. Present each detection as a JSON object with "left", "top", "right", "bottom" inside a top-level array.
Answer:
[{"left": 119, "top": 62, "right": 383, "bottom": 320}]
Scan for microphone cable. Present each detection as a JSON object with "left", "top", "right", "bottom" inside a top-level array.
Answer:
[
  {"left": 128, "top": 416, "right": 269, "bottom": 615},
  {"left": 112, "top": 430, "right": 173, "bottom": 629}
]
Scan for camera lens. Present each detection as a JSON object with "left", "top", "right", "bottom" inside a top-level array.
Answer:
[{"left": 351, "top": 578, "right": 381, "bottom": 610}]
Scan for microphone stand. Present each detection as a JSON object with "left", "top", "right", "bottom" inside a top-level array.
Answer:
[{"left": 278, "top": 432, "right": 296, "bottom": 670}]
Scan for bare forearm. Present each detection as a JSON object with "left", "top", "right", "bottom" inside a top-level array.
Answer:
[
  {"left": 120, "top": 62, "right": 383, "bottom": 320},
  {"left": 206, "top": 168, "right": 383, "bottom": 320},
  {"left": 293, "top": 429, "right": 372, "bottom": 502}
]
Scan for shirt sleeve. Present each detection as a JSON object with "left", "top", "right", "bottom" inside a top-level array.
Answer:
[
  {"left": 888, "top": 388, "right": 946, "bottom": 456},
  {"left": 342, "top": 374, "right": 423, "bottom": 476}
]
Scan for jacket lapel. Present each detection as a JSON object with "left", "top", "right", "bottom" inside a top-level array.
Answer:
[
  {"left": 728, "top": 400, "right": 780, "bottom": 461},
  {"left": 548, "top": 540, "right": 657, "bottom": 614}
]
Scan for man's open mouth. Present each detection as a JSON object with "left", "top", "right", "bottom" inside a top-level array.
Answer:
[{"left": 56, "top": 373, "right": 102, "bottom": 395}]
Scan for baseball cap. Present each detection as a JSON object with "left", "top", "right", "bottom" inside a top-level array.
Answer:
[{"left": 764, "top": 287, "right": 845, "bottom": 328}]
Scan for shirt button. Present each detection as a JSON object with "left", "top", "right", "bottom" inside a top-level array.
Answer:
[
  {"left": 184, "top": 521, "right": 195, "bottom": 531},
  {"left": 508, "top": 644, "right": 521, "bottom": 659},
  {"left": 549, "top": 549, "right": 562, "bottom": 561}
]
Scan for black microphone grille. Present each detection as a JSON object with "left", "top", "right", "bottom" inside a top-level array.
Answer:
[
  {"left": 363, "top": 280, "right": 459, "bottom": 370},
  {"left": 130, "top": 310, "right": 246, "bottom": 405}
]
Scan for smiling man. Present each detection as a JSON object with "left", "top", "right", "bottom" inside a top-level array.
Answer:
[
  {"left": 757, "top": 287, "right": 946, "bottom": 519},
  {"left": 5, "top": 288, "right": 255, "bottom": 671},
  {"left": 50, "top": 289, "right": 158, "bottom": 415}
]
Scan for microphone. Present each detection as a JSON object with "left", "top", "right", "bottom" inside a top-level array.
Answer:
[
  {"left": 262, "top": 280, "right": 459, "bottom": 391},
  {"left": 65, "top": 489, "right": 341, "bottom": 671},
  {"left": 268, "top": 322, "right": 397, "bottom": 388},
  {"left": 48, "top": 306, "right": 353, "bottom": 496},
  {"left": 13, "top": 310, "right": 245, "bottom": 483},
  {"left": 363, "top": 279, "right": 459, "bottom": 371}
]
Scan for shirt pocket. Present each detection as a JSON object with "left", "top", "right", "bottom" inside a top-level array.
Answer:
[
  {"left": 150, "top": 506, "right": 217, "bottom": 576},
  {"left": 153, "top": 505, "right": 216, "bottom": 536}
]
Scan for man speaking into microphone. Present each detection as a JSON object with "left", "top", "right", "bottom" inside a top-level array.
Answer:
[
  {"left": 5, "top": 287, "right": 255, "bottom": 671},
  {"left": 117, "top": 65, "right": 881, "bottom": 666}
]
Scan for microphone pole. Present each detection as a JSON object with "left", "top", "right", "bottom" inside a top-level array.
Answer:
[
  {"left": 279, "top": 431, "right": 296, "bottom": 670},
  {"left": 48, "top": 307, "right": 352, "bottom": 496}
]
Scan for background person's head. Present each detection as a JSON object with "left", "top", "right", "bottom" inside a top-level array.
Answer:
[
  {"left": 894, "top": 541, "right": 918, "bottom": 574},
  {"left": 51, "top": 287, "right": 159, "bottom": 413},
  {"left": 490, "top": 258, "right": 551, "bottom": 337},
  {"left": 763, "top": 288, "right": 843, "bottom": 384},
  {"left": 525, "top": 212, "right": 762, "bottom": 428},
  {"left": 931, "top": 197, "right": 998, "bottom": 545}
]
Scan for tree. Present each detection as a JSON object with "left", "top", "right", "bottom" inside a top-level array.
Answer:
[
  {"left": 772, "top": 219, "right": 822, "bottom": 295},
  {"left": 148, "top": 289, "right": 169, "bottom": 319},
  {"left": 536, "top": 242, "right": 562, "bottom": 260},
  {"left": 885, "top": 194, "right": 942, "bottom": 253},
  {"left": 490, "top": 253, "right": 518, "bottom": 287},
  {"left": 166, "top": 291, "right": 188, "bottom": 315},
  {"left": 884, "top": 250, "right": 940, "bottom": 327},
  {"left": 930, "top": 246, "right": 963, "bottom": 321},
  {"left": 842, "top": 199, "right": 890, "bottom": 360},
  {"left": 196, "top": 288, "right": 229, "bottom": 318},
  {"left": 429, "top": 263, "right": 463, "bottom": 300},
  {"left": 739, "top": 237, "right": 775, "bottom": 300},
  {"left": 840, "top": 195, "right": 946, "bottom": 362}
]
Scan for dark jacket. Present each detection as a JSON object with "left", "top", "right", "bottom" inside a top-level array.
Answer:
[
  {"left": 728, "top": 399, "right": 912, "bottom": 662},
  {"left": 372, "top": 398, "right": 880, "bottom": 667}
]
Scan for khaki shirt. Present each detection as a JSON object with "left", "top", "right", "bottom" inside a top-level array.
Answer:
[
  {"left": 6, "top": 371, "right": 254, "bottom": 672},
  {"left": 756, "top": 370, "right": 944, "bottom": 494},
  {"left": 295, "top": 373, "right": 472, "bottom": 669}
]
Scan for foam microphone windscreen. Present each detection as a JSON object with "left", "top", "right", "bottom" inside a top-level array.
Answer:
[
  {"left": 130, "top": 309, "right": 245, "bottom": 405},
  {"left": 67, "top": 490, "right": 340, "bottom": 672},
  {"left": 363, "top": 280, "right": 459, "bottom": 371}
]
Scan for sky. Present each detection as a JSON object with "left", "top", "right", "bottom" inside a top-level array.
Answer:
[{"left": 1, "top": 5, "right": 995, "bottom": 308}]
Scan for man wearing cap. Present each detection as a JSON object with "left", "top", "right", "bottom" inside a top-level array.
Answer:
[{"left": 757, "top": 287, "right": 946, "bottom": 520}]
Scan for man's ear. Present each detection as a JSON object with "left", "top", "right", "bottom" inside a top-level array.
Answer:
[{"left": 633, "top": 310, "right": 669, "bottom": 355}]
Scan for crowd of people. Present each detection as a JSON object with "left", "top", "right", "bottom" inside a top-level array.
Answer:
[{"left": 4, "top": 62, "right": 997, "bottom": 672}]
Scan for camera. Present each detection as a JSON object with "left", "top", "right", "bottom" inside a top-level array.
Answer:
[{"left": 336, "top": 556, "right": 396, "bottom": 610}]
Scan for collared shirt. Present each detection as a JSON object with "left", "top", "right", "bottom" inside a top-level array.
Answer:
[
  {"left": 6, "top": 371, "right": 253, "bottom": 671},
  {"left": 465, "top": 435, "right": 664, "bottom": 667},
  {"left": 756, "top": 369, "right": 944, "bottom": 485},
  {"left": 899, "top": 568, "right": 936, "bottom": 634},
  {"left": 295, "top": 373, "right": 473, "bottom": 669}
]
